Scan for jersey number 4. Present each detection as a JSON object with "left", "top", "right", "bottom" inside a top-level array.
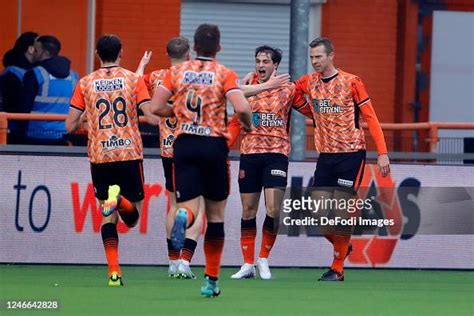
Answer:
[
  {"left": 96, "top": 97, "right": 128, "bottom": 129},
  {"left": 186, "top": 90, "right": 203, "bottom": 123}
]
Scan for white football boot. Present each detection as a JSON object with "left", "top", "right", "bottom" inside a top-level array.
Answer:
[
  {"left": 256, "top": 258, "right": 272, "bottom": 280},
  {"left": 168, "top": 259, "right": 179, "bottom": 277},
  {"left": 231, "top": 263, "right": 256, "bottom": 279},
  {"left": 176, "top": 260, "right": 196, "bottom": 279}
]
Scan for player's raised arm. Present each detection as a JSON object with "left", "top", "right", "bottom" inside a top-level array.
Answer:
[
  {"left": 135, "top": 51, "right": 152, "bottom": 76},
  {"left": 242, "top": 72, "right": 290, "bottom": 97}
]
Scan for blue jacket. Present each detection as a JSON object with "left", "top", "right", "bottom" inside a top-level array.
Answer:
[
  {"left": 2, "top": 66, "right": 26, "bottom": 81},
  {"left": 1, "top": 65, "right": 29, "bottom": 142},
  {"left": 26, "top": 62, "right": 78, "bottom": 140}
]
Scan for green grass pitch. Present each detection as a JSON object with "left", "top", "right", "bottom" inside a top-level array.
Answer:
[{"left": 1, "top": 265, "right": 473, "bottom": 316}]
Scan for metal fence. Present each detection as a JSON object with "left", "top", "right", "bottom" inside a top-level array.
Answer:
[{"left": 1, "top": 112, "right": 473, "bottom": 165}]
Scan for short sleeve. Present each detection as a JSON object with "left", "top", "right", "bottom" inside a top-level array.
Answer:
[
  {"left": 143, "top": 73, "right": 151, "bottom": 90},
  {"left": 223, "top": 70, "right": 241, "bottom": 95},
  {"left": 70, "top": 83, "right": 85, "bottom": 112},
  {"left": 161, "top": 69, "right": 174, "bottom": 94},
  {"left": 135, "top": 77, "right": 151, "bottom": 106}
]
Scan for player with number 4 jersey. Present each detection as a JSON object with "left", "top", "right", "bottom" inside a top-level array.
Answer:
[{"left": 142, "top": 24, "right": 252, "bottom": 298}]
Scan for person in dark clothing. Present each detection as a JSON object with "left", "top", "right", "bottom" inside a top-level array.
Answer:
[
  {"left": 0, "top": 32, "right": 38, "bottom": 143},
  {"left": 22, "top": 35, "right": 78, "bottom": 145}
]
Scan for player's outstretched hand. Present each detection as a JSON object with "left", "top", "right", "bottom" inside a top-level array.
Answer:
[
  {"left": 377, "top": 154, "right": 390, "bottom": 177},
  {"left": 266, "top": 73, "right": 290, "bottom": 90},
  {"left": 140, "top": 51, "right": 152, "bottom": 66},
  {"left": 135, "top": 51, "right": 152, "bottom": 75}
]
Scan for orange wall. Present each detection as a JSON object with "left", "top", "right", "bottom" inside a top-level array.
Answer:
[
  {"left": 21, "top": 0, "right": 88, "bottom": 76},
  {"left": 322, "top": 0, "right": 398, "bottom": 123},
  {"left": 95, "top": 0, "right": 181, "bottom": 72},
  {"left": 0, "top": 1, "right": 19, "bottom": 71},
  {"left": 395, "top": 0, "right": 418, "bottom": 124}
]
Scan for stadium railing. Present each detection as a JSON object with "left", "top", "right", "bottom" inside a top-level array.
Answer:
[{"left": 1, "top": 112, "right": 473, "bottom": 164}]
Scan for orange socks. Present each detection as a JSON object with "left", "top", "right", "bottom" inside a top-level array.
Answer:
[
  {"left": 324, "top": 234, "right": 334, "bottom": 244},
  {"left": 101, "top": 223, "right": 120, "bottom": 276},
  {"left": 331, "top": 234, "right": 351, "bottom": 274},
  {"left": 204, "top": 222, "right": 224, "bottom": 279},
  {"left": 180, "top": 238, "right": 197, "bottom": 262},
  {"left": 117, "top": 196, "right": 139, "bottom": 227},
  {"left": 258, "top": 215, "right": 277, "bottom": 259},
  {"left": 241, "top": 218, "right": 257, "bottom": 264}
]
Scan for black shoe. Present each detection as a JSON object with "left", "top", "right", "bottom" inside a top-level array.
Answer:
[
  {"left": 318, "top": 269, "right": 344, "bottom": 281},
  {"left": 345, "top": 243, "right": 353, "bottom": 259}
]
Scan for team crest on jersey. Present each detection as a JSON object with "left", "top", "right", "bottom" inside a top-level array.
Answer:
[
  {"left": 163, "top": 134, "right": 175, "bottom": 147},
  {"left": 93, "top": 78, "right": 124, "bottom": 92},
  {"left": 252, "top": 112, "right": 261, "bottom": 127},
  {"left": 165, "top": 117, "right": 177, "bottom": 130}
]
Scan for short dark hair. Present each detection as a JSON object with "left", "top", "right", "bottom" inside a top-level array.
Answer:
[
  {"left": 14, "top": 32, "right": 39, "bottom": 53},
  {"left": 96, "top": 34, "right": 122, "bottom": 62},
  {"left": 194, "top": 24, "right": 220, "bottom": 57},
  {"left": 36, "top": 35, "right": 61, "bottom": 56},
  {"left": 255, "top": 45, "right": 282, "bottom": 65},
  {"left": 166, "top": 37, "right": 190, "bottom": 59},
  {"left": 309, "top": 37, "right": 334, "bottom": 55}
]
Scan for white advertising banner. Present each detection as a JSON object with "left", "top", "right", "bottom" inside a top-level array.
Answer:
[{"left": 0, "top": 154, "right": 473, "bottom": 269}]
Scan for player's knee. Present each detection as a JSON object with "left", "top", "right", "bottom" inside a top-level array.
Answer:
[
  {"left": 265, "top": 201, "right": 282, "bottom": 217},
  {"left": 242, "top": 206, "right": 257, "bottom": 220}
]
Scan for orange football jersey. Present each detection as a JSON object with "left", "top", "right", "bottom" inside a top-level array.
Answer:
[
  {"left": 295, "top": 69, "right": 371, "bottom": 153},
  {"left": 70, "top": 66, "right": 150, "bottom": 163},
  {"left": 237, "top": 75, "right": 308, "bottom": 156},
  {"left": 161, "top": 57, "right": 240, "bottom": 139},
  {"left": 144, "top": 69, "right": 176, "bottom": 158}
]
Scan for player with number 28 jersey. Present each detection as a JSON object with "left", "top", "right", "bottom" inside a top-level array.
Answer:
[{"left": 70, "top": 66, "right": 150, "bottom": 164}]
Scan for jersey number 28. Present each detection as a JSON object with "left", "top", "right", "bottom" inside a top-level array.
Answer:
[{"left": 95, "top": 97, "right": 128, "bottom": 129}]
